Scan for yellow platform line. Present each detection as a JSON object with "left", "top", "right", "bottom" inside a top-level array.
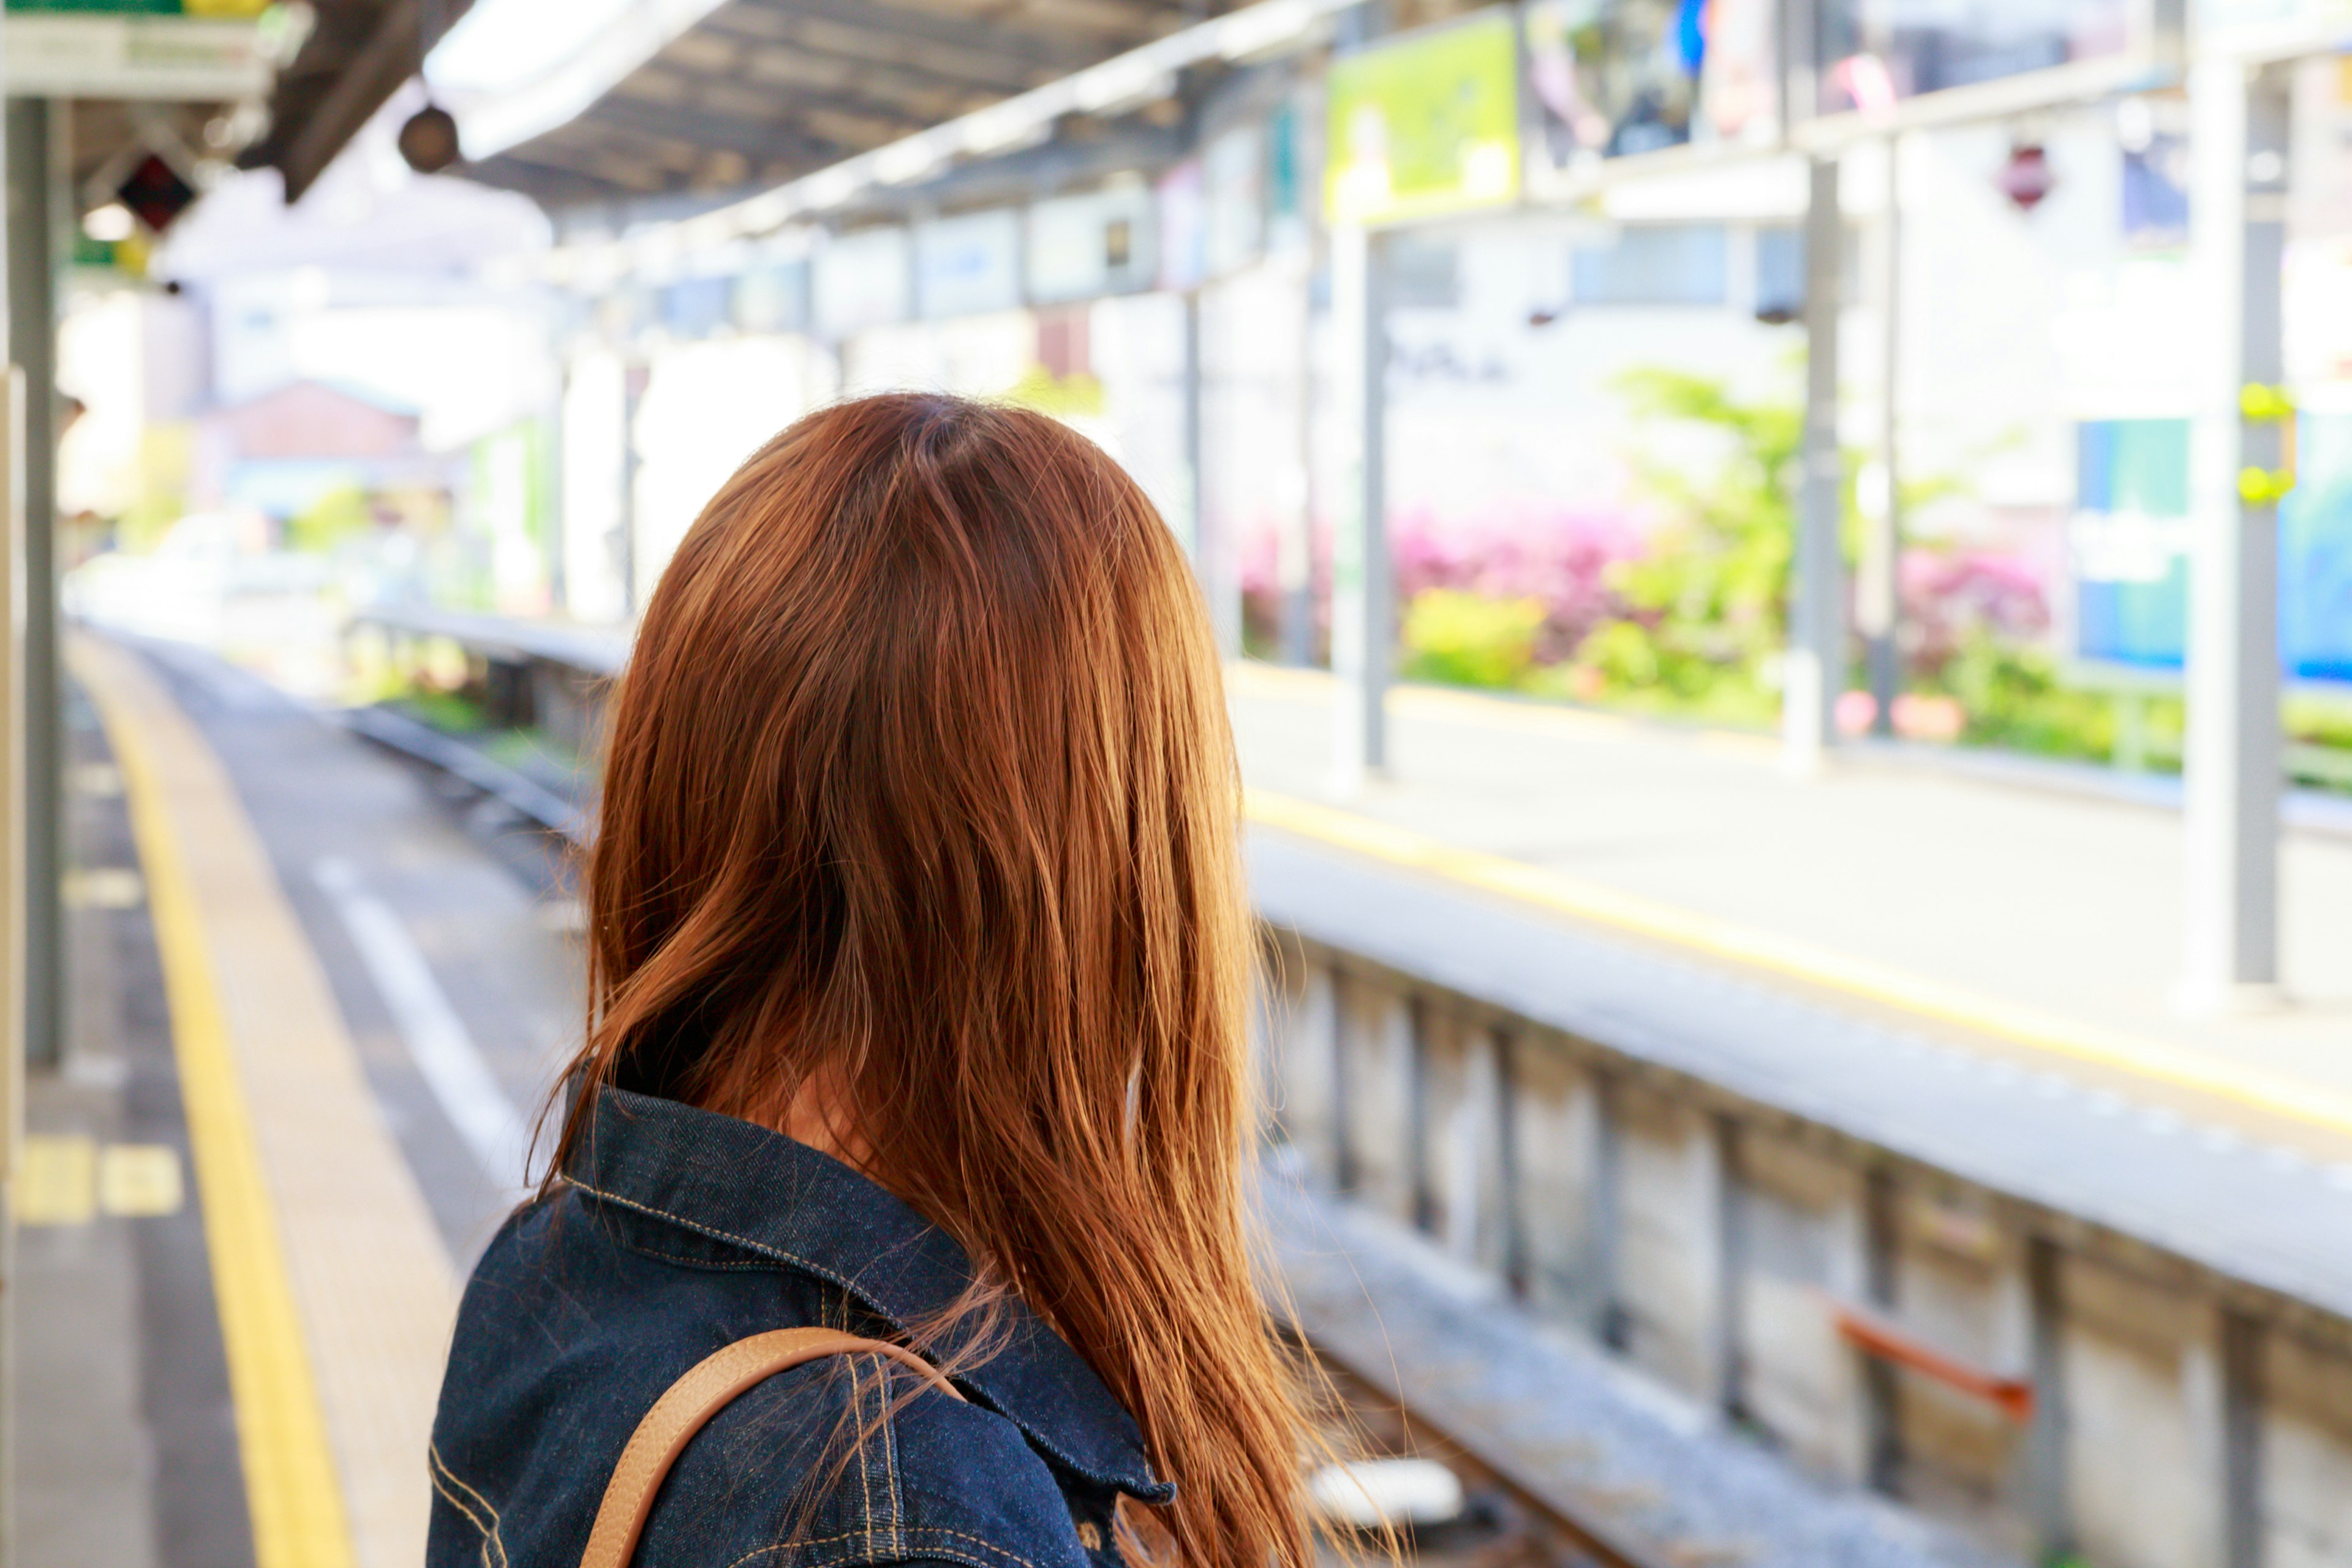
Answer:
[
  {"left": 1245, "top": 786, "right": 2352, "bottom": 1143},
  {"left": 84, "top": 651, "right": 358, "bottom": 1568}
]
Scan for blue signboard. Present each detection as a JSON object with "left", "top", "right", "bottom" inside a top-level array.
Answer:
[{"left": 2072, "top": 417, "right": 2352, "bottom": 684}]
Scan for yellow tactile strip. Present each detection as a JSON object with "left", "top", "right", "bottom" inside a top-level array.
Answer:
[
  {"left": 1243, "top": 786, "right": 2352, "bottom": 1146},
  {"left": 76, "top": 634, "right": 456, "bottom": 1568}
]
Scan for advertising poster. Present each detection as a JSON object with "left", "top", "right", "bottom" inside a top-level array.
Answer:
[
  {"left": 1524, "top": 0, "right": 1776, "bottom": 194},
  {"left": 1813, "top": 0, "right": 2131, "bottom": 116},
  {"left": 1027, "top": 186, "right": 1156, "bottom": 303},
  {"left": 2072, "top": 417, "right": 2352, "bottom": 682},
  {"left": 731, "top": 255, "right": 809, "bottom": 336},
  {"left": 916, "top": 209, "right": 1022, "bottom": 320},
  {"left": 1325, "top": 9, "right": 1520, "bottom": 227},
  {"left": 812, "top": 227, "right": 913, "bottom": 339}
]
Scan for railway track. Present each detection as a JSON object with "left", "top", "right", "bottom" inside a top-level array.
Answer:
[{"left": 1306, "top": 1342, "right": 1670, "bottom": 1568}]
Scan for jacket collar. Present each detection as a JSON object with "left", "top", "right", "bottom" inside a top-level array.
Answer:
[{"left": 566, "top": 1085, "right": 1174, "bottom": 1504}]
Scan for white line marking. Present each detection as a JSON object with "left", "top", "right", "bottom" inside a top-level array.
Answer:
[{"left": 312, "top": 857, "right": 534, "bottom": 1199}]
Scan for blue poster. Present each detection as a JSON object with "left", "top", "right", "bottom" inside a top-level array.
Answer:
[{"left": 2071, "top": 417, "right": 2352, "bottom": 684}]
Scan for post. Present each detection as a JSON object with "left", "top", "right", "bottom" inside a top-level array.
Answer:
[
  {"left": 1182, "top": 287, "right": 1238, "bottom": 656},
  {"left": 1785, "top": 155, "right": 1845, "bottom": 772},
  {"left": 1858, "top": 138, "right": 1902, "bottom": 737},
  {"left": 1282, "top": 247, "right": 1318, "bottom": 666},
  {"left": 2180, "top": 59, "right": 2286, "bottom": 1009},
  {"left": 5, "top": 100, "right": 64, "bottom": 1069},
  {"left": 619, "top": 360, "right": 647, "bottom": 616},
  {"left": 1329, "top": 223, "right": 1388, "bottom": 791}
]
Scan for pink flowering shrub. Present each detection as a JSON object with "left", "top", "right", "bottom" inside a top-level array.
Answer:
[
  {"left": 1389, "top": 503, "right": 1643, "bottom": 664},
  {"left": 1898, "top": 548, "right": 2050, "bottom": 675}
]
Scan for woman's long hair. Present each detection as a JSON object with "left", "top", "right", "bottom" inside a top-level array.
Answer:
[{"left": 546, "top": 393, "right": 1312, "bottom": 1568}]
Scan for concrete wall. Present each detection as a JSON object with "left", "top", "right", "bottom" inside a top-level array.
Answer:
[{"left": 1264, "top": 940, "right": 2352, "bottom": 1568}]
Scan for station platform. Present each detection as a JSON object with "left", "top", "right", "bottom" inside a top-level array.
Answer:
[
  {"left": 28, "top": 630, "right": 2007, "bottom": 1568},
  {"left": 1226, "top": 662, "right": 2352, "bottom": 1159}
]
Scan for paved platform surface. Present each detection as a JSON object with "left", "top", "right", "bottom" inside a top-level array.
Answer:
[
  {"left": 23, "top": 635, "right": 581, "bottom": 1568},
  {"left": 1228, "top": 665, "right": 2352, "bottom": 1145}
]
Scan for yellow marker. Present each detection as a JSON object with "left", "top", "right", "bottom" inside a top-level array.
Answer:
[
  {"left": 99, "top": 1144, "right": 186, "bottom": 1218},
  {"left": 15, "top": 1136, "right": 187, "bottom": 1223},
  {"left": 79, "top": 650, "right": 360, "bottom": 1568},
  {"left": 15, "top": 1134, "right": 96, "bottom": 1226},
  {"left": 63, "top": 866, "right": 146, "bottom": 910},
  {"left": 1244, "top": 786, "right": 2352, "bottom": 1143}
]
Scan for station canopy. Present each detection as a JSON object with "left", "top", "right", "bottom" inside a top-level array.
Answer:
[{"left": 277, "top": 0, "right": 1243, "bottom": 213}]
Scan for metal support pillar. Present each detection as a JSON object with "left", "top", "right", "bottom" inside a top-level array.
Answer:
[
  {"left": 1859, "top": 139, "right": 1902, "bottom": 737},
  {"left": 618, "top": 360, "right": 647, "bottom": 617},
  {"left": 1281, "top": 249, "right": 1318, "bottom": 666},
  {"left": 6, "top": 99, "right": 64, "bottom": 1071},
  {"left": 1329, "top": 222, "right": 1388, "bottom": 791},
  {"left": 1785, "top": 155, "right": 1845, "bottom": 772},
  {"left": 2180, "top": 59, "right": 2287, "bottom": 1009}
]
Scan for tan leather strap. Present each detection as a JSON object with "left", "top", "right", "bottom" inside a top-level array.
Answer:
[{"left": 579, "top": 1326, "right": 967, "bottom": 1568}]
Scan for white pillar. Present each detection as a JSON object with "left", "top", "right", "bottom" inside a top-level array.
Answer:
[
  {"left": 1785, "top": 156, "right": 1845, "bottom": 772},
  {"left": 1859, "top": 138, "right": 1903, "bottom": 737},
  {"left": 1281, "top": 249, "right": 1318, "bottom": 666},
  {"left": 2180, "top": 59, "right": 2288, "bottom": 1010},
  {"left": 1329, "top": 222, "right": 1389, "bottom": 792}
]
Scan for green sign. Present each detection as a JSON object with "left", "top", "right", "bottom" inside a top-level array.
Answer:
[{"left": 1325, "top": 9, "right": 1520, "bottom": 227}]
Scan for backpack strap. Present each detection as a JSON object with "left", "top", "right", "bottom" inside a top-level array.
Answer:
[{"left": 579, "top": 1326, "right": 967, "bottom": 1568}]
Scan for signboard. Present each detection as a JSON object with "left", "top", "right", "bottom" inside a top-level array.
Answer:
[
  {"left": 731, "top": 256, "right": 808, "bottom": 336},
  {"left": 4, "top": 0, "right": 279, "bottom": 98},
  {"left": 2071, "top": 418, "right": 2352, "bottom": 683},
  {"left": 1325, "top": 9, "right": 1519, "bottom": 227},
  {"left": 915, "top": 209, "right": 1021, "bottom": 319},
  {"left": 811, "top": 227, "right": 911, "bottom": 339},
  {"left": 2190, "top": 0, "right": 2352, "bottom": 59},
  {"left": 1523, "top": 0, "right": 1776, "bottom": 194},
  {"left": 1027, "top": 187, "right": 1155, "bottom": 303},
  {"left": 1204, "top": 123, "right": 1265, "bottom": 277},
  {"left": 1812, "top": 0, "right": 2136, "bottom": 116}
]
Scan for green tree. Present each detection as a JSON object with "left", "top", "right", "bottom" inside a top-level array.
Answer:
[
  {"left": 285, "top": 484, "right": 372, "bottom": 554},
  {"left": 1577, "top": 368, "right": 1800, "bottom": 722}
]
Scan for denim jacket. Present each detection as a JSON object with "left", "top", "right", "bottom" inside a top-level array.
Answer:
[{"left": 428, "top": 1087, "right": 1172, "bottom": 1568}]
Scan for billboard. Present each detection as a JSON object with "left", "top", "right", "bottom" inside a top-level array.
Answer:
[
  {"left": 812, "top": 227, "right": 912, "bottom": 339},
  {"left": 731, "top": 255, "right": 809, "bottom": 336},
  {"left": 2071, "top": 418, "right": 2352, "bottom": 684},
  {"left": 1813, "top": 0, "right": 2136, "bottom": 117},
  {"left": 1027, "top": 187, "right": 1156, "bottom": 303},
  {"left": 1325, "top": 9, "right": 1519, "bottom": 227},
  {"left": 1523, "top": 0, "right": 1776, "bottom": 194},
  {"left": 916, "top": 209, "right": 1022, "bottom": 320}
]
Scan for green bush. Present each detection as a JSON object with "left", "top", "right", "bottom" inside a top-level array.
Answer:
[
  {"left": 1401, "top": 589, "right": 1545, "bottom": 690},
  {"left": 1561, "top": 368, "right": 1802, "bottom": 721}
]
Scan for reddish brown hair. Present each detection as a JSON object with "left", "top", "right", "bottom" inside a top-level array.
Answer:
[{"left": 550, "top": 393, "right": 1312, "bottom": 1568}]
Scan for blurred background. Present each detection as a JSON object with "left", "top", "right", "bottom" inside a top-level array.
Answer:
[{"left": 11, "top": 2, "right": 2352, "bottom": 1568}]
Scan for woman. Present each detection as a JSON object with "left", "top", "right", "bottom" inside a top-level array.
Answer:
[{"left": 427, "top": 394, "right": 1316, "bottom": 1568}]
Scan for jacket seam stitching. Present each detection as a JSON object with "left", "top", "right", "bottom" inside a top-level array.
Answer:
[
  {"left": 427, "top": 1444, "right": 510, "bottom": 1568},
  {"left": 720, "top": 1525, "right": 1046, "bottom": 1568}
]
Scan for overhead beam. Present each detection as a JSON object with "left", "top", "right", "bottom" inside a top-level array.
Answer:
[
  {"left": 591, "top": 94, "right": 852, "bottom": 167},
  {"left": 278, "top": 0, "right": 422, "bottom": 200},
  {"left": 710, "top": 0, "right": 1093, "bottom": 87}
]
